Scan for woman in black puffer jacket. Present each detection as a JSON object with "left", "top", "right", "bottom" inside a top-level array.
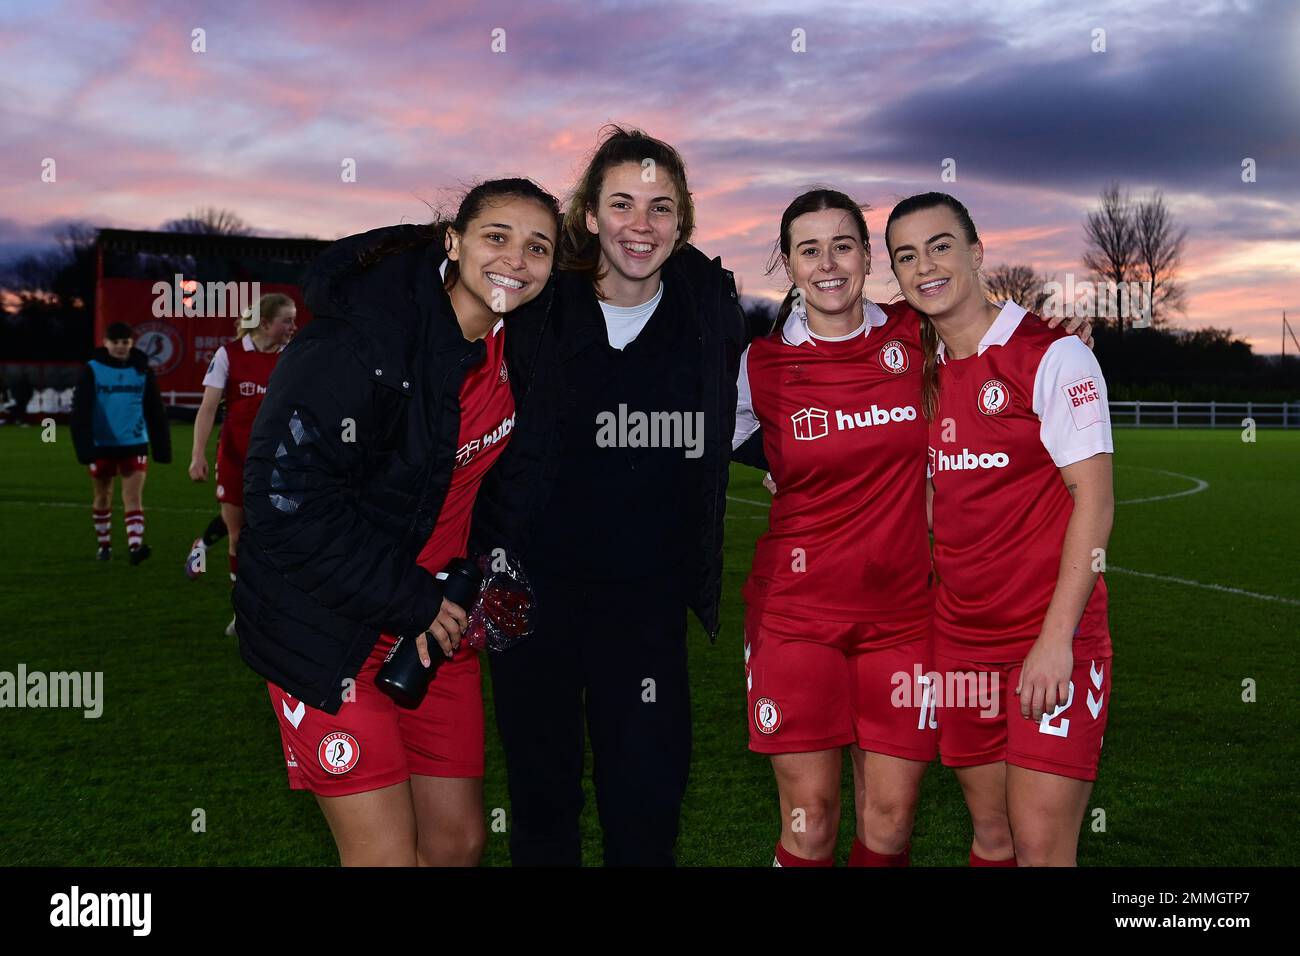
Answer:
[{"left": 235, "top": 178, "right": 559, "bottom": 866}]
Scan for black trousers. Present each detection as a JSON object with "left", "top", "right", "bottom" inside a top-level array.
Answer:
[{"left": 488, "top": 570, "right": 692, "bottom": 866}]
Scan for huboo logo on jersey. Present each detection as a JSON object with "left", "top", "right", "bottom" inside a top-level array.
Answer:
[
  {"left": 931, "top": 446, "right": 1011, "bottom": 471},
  {"left": 878, "top": 339, "right": 909, "bottom": 374},
  {"left": 456, "top": 412, "right": 515, "bottom": 468},
  {"left": 978, "top": 379, "right": 1010, "bottom": 415},
  {"left": 238, "top": 380, "right": 267, "bottom": 397},
  {"left": 791, "top": 403, "right": 918, "bottom": 441}
]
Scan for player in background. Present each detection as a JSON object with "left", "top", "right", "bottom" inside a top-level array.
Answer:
[
  {"left": 189, "top": 294, "right": 297, "bottom": 635},
  {"left": 733, "top": 191, "right": 936, "bottom": 867},
  {"left": 71, "top": 321, "right": 172, "bottom": 563},
  {"left": 886, "top": 192, "right": 1113, "bottom": 867},
  {"left": 237, "top": 179, "right": 559, "bottom": 867}
]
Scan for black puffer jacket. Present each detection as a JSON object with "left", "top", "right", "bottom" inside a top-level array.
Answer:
[
  {"left": 469, "top": 243, "right": 746, "bottom": 639},
  {"left": 234, "top": 224, "right": 552, "bottom": 713}
]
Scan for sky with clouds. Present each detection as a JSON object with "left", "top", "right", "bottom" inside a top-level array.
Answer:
[{"left": 2, "top": 0, "right": 1297, "bottom": 349}]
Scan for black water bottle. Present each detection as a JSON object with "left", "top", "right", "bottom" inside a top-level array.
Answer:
[{"left": 375, "top": 557, "right": 482, "bottom": 708}]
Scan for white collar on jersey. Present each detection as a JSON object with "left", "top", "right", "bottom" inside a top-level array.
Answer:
[
  {"left": 935, "top": 300, "right": 1028, "bottom": 363},
  {"left": 780, "top": 298, "right": 889, "bottom": 347},
  {"left": 240, "top": 333, "right": 284, "bottom": 353},
  {"left": 439, "top": 257, "right": 505, "bottom": 337}
]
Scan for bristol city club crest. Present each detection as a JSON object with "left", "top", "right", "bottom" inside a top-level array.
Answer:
[
  {"left": 754, "top": 697, "right": 783, "bottom": 735},
  {"left": 878, "top": 339, "right": 909, "bottom": 374},
  {"left": 978, "top": 379, "right": 1011, "bottom": 416},
  {"left": 318, "top": 732, "right": 360, "bottom": 775}
]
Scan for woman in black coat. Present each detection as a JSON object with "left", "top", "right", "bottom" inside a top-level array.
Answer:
[
  {"left": 470, "top": 127, "right": 749, "bottom": 866},
  {"left": 235, "top": 178, "right": 560, "bottom": 866}
]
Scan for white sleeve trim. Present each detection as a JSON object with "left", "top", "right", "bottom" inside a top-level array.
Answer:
[
  {"left": 202, "top": 345, "right": 229, "bottom": 390},
  {"left": 732, "top": 345, "right": 760, "bottom": 451},
  {"left": 1032, "top": 336, "right": 1114, "bottom": 469}
]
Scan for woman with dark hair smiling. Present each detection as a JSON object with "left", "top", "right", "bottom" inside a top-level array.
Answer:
[
  {"left": 235, "top": 178, "right": 560, "bottom": 867},
  {"left": 886, "top": 192, "right": 1114, "bottom": 867},
  {"left": 735, "top": 189, "right": 1094, "bottom": 867}
]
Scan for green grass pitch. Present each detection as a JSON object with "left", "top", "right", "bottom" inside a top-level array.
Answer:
[{"left": 0, "top": 424, "right": 1295, "bottom": 865}]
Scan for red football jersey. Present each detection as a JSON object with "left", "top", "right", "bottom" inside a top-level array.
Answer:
[
  {"left": 734, "top": 300, "right": 931, "bottom": 624},
  {"left": 204, "top": 335, "right": 281, "bottom": 458},
  {"left": 928, "top": 302, "right": 1114, "bottom": 662},
  {"left": 415, "top": 320, "right": 515, "bottom": 574}
]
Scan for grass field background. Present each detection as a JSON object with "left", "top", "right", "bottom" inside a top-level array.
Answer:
[{"left": 1, "top": 424, "right": 1296, "bottom": 866}]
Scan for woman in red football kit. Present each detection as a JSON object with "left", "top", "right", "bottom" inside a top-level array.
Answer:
[
  {"left": 239, "top": 179, "right": 560, "bottom": 867},
  {"left": 190, "top": 294, "right": 297, "bottom": 635},
  {"left": 734, "top": 190, "right": 937, "bottom": 868},
  {"left": 737, "top": 190, "right": 1095, "bottom": 868},
  {"left": 887, "top": 192, "right": 1114, "bottom": 867}
]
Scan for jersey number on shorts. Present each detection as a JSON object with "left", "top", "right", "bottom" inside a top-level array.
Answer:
[
  {"left": 1038, "top": 680, "right": 1075, "bottom": 738},
  {"left": 917, "top": 673, "right": 938, "bottom": 731}
]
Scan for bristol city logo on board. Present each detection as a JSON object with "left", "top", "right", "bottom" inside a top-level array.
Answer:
[
  {"left": 978, "top": 379, "right": 1010, "bottom": 415},
  {"left": 754, "top": 697, "right": 782, "bottom": 735},
  {"left": 879, "top": 339, "right": 909, "bottom": 374},
  {"left": 791, "top": 407, "right": 829, "bottom": 441},
  {"left": 318, "top": 732, "right": 360, "bottom": 775},
  {"left": 131, "top": 321, "right": 183, "bottom": 377}
]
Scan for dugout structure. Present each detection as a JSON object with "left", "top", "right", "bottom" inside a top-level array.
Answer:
[{"left": 94, "top": 229, "right": 329, "bottom": 405}]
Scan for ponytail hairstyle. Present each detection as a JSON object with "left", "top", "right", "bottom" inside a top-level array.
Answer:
[
  {"left": 355, "top": 177, "right": 562, "bottom": 289},
  {"left": 234, "top": 292, "right": 295, "bottom": 339},
  {"left": 884, "top": 191, "right": 980, "bottom": 421},
  {"left": 559, "top": 124, "right": 695, "bottom": 289},
  {"left": 764, "top": 188, "right": 871, "bottom": 334}
]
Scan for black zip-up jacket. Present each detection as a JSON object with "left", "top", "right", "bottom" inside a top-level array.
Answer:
[
  {"left": 234, "top": 225, "right": 550, "bottom": 714},
  {"left": 70, "top": 346, "right": 172, "bottom": 465},
  {"left": 469, "top": 243, "right": 746, "bottom": 639}
]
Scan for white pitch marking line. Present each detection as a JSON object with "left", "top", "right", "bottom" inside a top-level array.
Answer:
[
  {"left": 1115, "top": 466, "right": 1210, "bottom": 505},
  {"left": 726, "top": 494, "right": 772, "bottom": 508},
  {"left": 1109, "top": 566, "right": 1300, "bottom": 607}
]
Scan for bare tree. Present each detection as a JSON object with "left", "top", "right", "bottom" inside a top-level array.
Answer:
[
  {"left": 983, "top": 264, "right": 1056, "bottom": 313},
  {"left": 1, "top": 220, "right": 98, "bottom": 312},
  {"left": 1133, "top": 191, "right": 1187, "bottom": 327},
  {"left": 1082, "top": 182, "right": 1138, "bottom": 334},
  {"left": 161, "top": 207, "right": 253, "bottom": 235}
]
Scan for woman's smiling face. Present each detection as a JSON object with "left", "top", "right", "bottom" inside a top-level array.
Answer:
[
  {"left": 785, "top": 207, "right": 870, "bottom": 322},
  {"left": 585, "top": 161, "right": 681, "bottom": 286},
  {"left": 887, "top": 204, "right": 984, "bottom": 316},
  {"left": 446, "top": 196, "right": 556, "bottom": 313}
]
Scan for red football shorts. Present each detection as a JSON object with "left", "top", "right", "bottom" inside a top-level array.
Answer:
[
  {"left": 933, "top": 650, "right": 1112, "bottom": 781},
  {"left": 268, "top": 633, "right": 484, "bottom": 797},
  {"left": 88, "top": 454, "right": 148, "bottom": 479},
  {"left": 214, "top": 445, "right": 244, "bottom": 506},
  {"left": 744, "top": 605, "right": 937, "bottom": 761}
]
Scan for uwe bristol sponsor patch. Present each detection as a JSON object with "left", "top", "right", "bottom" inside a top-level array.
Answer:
[{"left": 1062, "top": 376, "right": 1104, "bottom": 429}]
